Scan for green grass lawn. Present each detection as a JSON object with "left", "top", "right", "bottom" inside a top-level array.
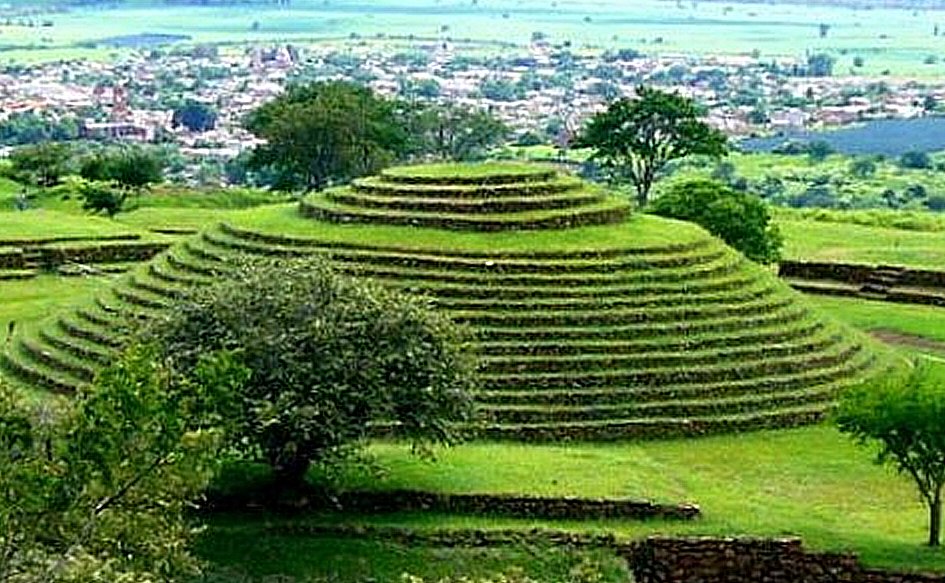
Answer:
[
  {"left": 228, "top": 204, "right": 708, "bottom": 251},
  {"left": 808, "top": 296, "right": 945, "bottom": 346},
  {"left": 305, "top": 426, "right": 942, "bottom": 572},
  {"left": 0, "top": 275, "right": 116, "bottom": 334},
  {"left": 0, "top": 209, "right": 156, "bottom": 242},
  {"left": 778, "top": 218, "right": 945, "bottom": 268},
  {"left": 197, "top": 530, "right": 630, "bottom": 583}
]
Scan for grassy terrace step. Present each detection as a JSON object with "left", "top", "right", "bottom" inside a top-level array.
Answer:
[
  {"left": 449, "top": 297, "right": 796, "bottom": 328},
  {"left": 56, "top": 316, "right": 125, "bottom": 349},
  {"left": 0, "top": 269, "right": 38, "bottom": 280},
  {"left": 205, "top": 229, "right": 730, "bottom": 273},
  {"left": 111, "top": 285, "right": 173, "bottom": 311},
  {"left": 430, "top": 284, "right": 778, "bottom": 312},
  {"left": 16, "top": 336, "right": 96, "bottom": 383},
  {"left": 95, "top": 296, "right": 164, "bottom": 324},
  {"left": 38, "top": 327, "right": 114, "bottom": 364},
  {"left": 385, "top": 274, "right": 762, "bottom": 300},
  {"left": 127, "top": 274, "right": 194, "bottom": 301},
  {"left": 331, "top": 255, "right": 746, "bottom": 288},
  {"left": 0, "top": 233, "right": 143, "bottom": 247},
  {"left": 351, "top": 176, "right": 583, "bottom": 198},
  {"left": 0, "top": 347, "right": 83, "bottom": 394},
  {"left": 477, "top": 320, "right": 827, "bottom": 356},
  {"left": 299, "top": 195, "right": 632, "bottom": 231},
  {"left": 166, "top": 248, "right": 228, "bottom": 277},
  {"left": 379, "top": 162, "right": 557, "bottom": 185},
  {"left": 77, "top": 305, "right": 130, "bottom": 329},
  {"left": 328, "top": 188, "right": 603, "bottom": 214},
  {"left": 147, "top": 260, "right": 214, "bottom": 288},
  {"left": 479, "top": 343, "right": 863, "bottom": 390},
  {"left": 218, "top": 222, "right": 711, "bottom": 258},
  {"left": 474, "top": 308, "right": 813, "bottom": 342},
  {"left": 190, "top": 231, "right": 746, "bottom": 288},
  {"left": 182, "top": 241, "right": 231, "bottom": 265},
  {"left": 482, "top": 383, "right": 849, "bottom": 424},
  {"left": 477, "top": 333, "right": 846, "bottom": 375},
  {"left": 476, "top": 354, "right": 876, "bottom": 406},
  {"left": 479, "top": 404, "right": 836, "bottom": 441}
]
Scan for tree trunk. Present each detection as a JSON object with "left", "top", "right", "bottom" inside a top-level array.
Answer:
[
  {"left": 930, "top": 488, "right": 942, "bottom": 547},
  {"left": 636, "top": 180, "right": 651, "bottom": 208},
  {"left": 273, "top": 456, "right": 311, "bottom": 492}
]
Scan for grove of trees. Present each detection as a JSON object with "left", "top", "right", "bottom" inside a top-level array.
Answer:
[{"left": 245, "top": 81, "right": 508, "bottom": 191}]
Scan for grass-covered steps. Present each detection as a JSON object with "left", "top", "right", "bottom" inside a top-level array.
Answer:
[
  {"left": 0, "top": 162, "right": 894, "bottom": 441},
  {"left": 5, "top": 218, "right": 887, "bottom": 440},
  {"left": 300, "top": 194, "right": 632, "bottom": 231},
  {"left": 379, "top": 162, "right": 558, "bottom": 185},
  {"left": 302, "top": 162, "right": 633, "bottom": 231}
]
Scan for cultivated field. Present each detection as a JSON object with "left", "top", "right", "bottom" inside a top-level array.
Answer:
[{"left": 5, "top": 0, "right": 945, "bottom": 76}]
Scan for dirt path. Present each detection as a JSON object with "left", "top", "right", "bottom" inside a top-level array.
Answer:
[{"left": 869, "top": 328, "right": 945, "bottom": 355}]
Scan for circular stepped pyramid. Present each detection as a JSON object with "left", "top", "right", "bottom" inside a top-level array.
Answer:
[
  {"left": 1, "top": 162, "right": 892, "bottom": 441},
  {"left": 300, "top": 163, "right": 632, "bottom": 230}
]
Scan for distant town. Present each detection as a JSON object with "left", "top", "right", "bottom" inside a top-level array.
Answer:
[{"left": 3, "top": 35, "right": 945, "bottom": 183}]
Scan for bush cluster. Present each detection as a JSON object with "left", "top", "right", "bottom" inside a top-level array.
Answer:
[{"left": 649, "top": 179, "right": 782, "bottom": 264}]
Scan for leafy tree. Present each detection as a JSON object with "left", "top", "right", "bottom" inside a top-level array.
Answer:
[
  {"left": 0, "top": 348, "right": 242, "bottom": 580},
  {"left": 7, "top": 142, "right": 71, "bottom": 187},
  {"left": 145, "top": 256, "right": 477, "bottom": 488},
  {"left": 575, "top": 86, "right": 727, "bottom": 207},
  {"left": 108, "top": 148, "right": 165, "bottom": 192},
  {"left": 900, "top": 150, "right": 932, "bottom": 170},
  {"left": 0, "top": 111, "right": 79, "bottom": 145},
  {"left": 245, "top": 81, "right": 410, "bottom": 191},
  {"left": 806, "top": 140, "right": 834, "bottom": 163},
  {"left": 849, "top": 157, "right": 877, "bottom": 178},
  {"left": 79, "top": 147, "right": 165, "bottom": 193},
  {"left": 479, "top": 78, "right": 525, "bottom": 102},
  {"left": 78, "top": 181, "right": 128, "bottom": 218},
  {"left": 172, "top": 100, "right": 219, "bottom": 132},
  {"left": 926, "top": 194, "right": 945, "bottom": 211},
  {"left": 806, "top": 53, "right": 835, "bottom": 77},
  {"left": 409, "top": 103, "right": 509, "bottom": 161},
  {"left": 837, "top": 360, "right": 945, "bottom": 546},
  {"left": 650, "top": 179, "right": 782, "bottom": 263}
]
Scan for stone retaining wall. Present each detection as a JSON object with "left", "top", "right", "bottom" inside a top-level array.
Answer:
[
  {"left": 329, "top": 490, "right": 700, "bottom": 521},
  {"left": 780, "top": 260, "right": 945, "bottom": 289},
  {"left": 623, "top": 537, "right": 945, "bottom": 583}
]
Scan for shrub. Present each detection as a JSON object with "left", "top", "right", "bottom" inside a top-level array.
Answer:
[
  {"left": 900, "top": 150, "right": 932, "bottom": 170},
  {"left": 649, "top": 179, "right": 782, "bottom": 263},
  {"left": 78, "top": 180, "right": 127, "bottom": 217}
]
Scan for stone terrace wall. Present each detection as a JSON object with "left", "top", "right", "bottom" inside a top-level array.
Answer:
[
  {"left": 780, "top": 260, "right": 945, "bottom": 289},
  {"left": 330, "top": 490, "right": 700, "bottom": 521},
  {"left": 624, "top": 537, "right": 945, "bottom": 583}
]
